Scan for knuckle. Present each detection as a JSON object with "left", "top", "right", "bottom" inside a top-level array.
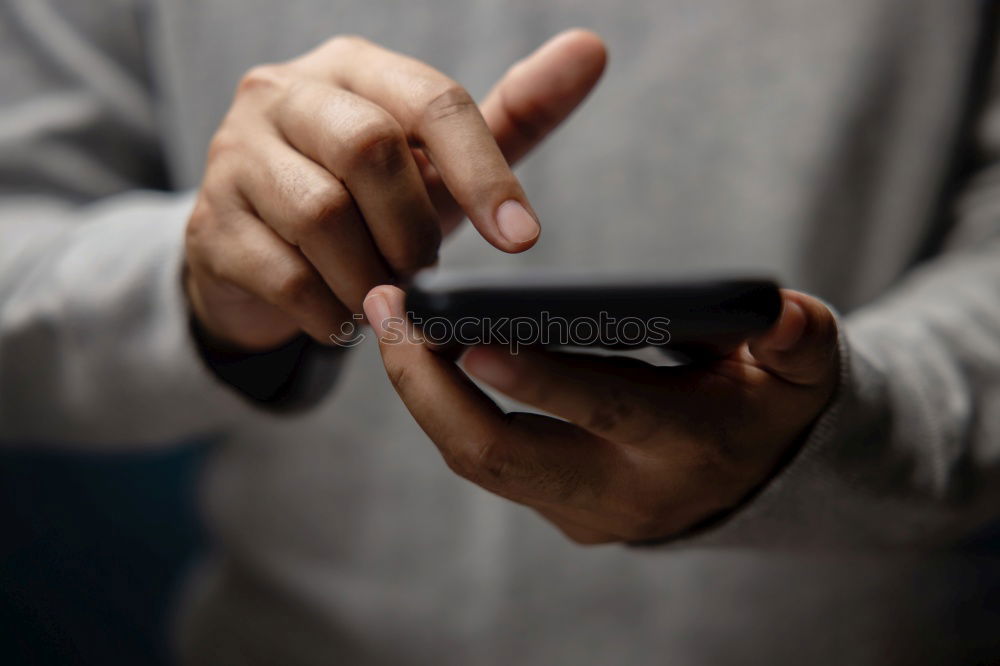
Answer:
[
  {"left": 184, "top": 203, "right": 240, "bottom": 283},
  {"left": 585, "top": 390, "right": 627, "bottom": 435},
  {"left": 680, "top": 433, "right": 739, "bottom": 493},
  {"left": 322, "top": 34, "right": 368, "bottom": 54},
  {"left": 382, "top": 234, "right": 441, "bottom": 276},
  {"left": 419, "top": 83, "right": 476, "bottom": 126},
  {"left": 206, "top": 129, "right": 243, "bottom": 163},
  {"left": 693, "top": 430, "right": 741, "bottom": 477},
  {"left": 500, "top": 84, "right": 552, "bottom": 145},
  {"left": 473, "top": 441, "right": 512, "bottom": 485},
  {"left": 585, "top": 386, "right": 648, "bottom": 442},
  {"left": 291, "top": 181, "right": 352, "bottom": 236},
  {"left": 445, "top": 434, "right": 510, "bottom": 486},
  {"left": 385, "top": 359, "right": 411, "bottom": 395},
  {"left": 236, "top": 64, "right": 286, "bottom": 96},
  {"left": 269, "top": 263, "right": 319, "bottom": 308},
  {"left": 184, "top": 201, "right": 215, "bottom": 255},
  {"left": 345, "top": 118, "right": 408, "bottom": 174}
]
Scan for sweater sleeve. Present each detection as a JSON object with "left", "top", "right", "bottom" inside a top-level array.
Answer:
[
  {"left": 686, "top": 35, "right": 1000, "bottom": 549},
  {"left": 0, "top": 0, "right": 340, "bottom": 448}
]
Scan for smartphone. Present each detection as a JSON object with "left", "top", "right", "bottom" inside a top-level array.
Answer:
[{"left": 404, "top": 270, "right": 782, "bottom": 357}]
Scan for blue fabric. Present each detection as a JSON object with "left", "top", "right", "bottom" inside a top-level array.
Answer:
[{"left": 0, "top": 439, "right": 211, "bottom": 665}]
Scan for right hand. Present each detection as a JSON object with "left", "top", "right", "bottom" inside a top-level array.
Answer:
[{"left": 184, "top": 30, "right": 607, "bottom": 351}]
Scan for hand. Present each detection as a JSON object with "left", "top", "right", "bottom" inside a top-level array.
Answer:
[
  {"left": 364, "top": 286, "right": 840, "bottom": 544},
  {"left": 184, "top": 30, "right": 607, "bottom": 351}
]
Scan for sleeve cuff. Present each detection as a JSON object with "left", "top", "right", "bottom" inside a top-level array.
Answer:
[
  {"left": 1, "top": 191, "right": 339, "bottom": 446},
  {"left": 191, "top": 320, "right": 345, "bottom": 412}
]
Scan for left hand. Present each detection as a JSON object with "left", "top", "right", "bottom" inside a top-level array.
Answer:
[{"left": 364, "top": 286, "right": 840, "bottom": 544}]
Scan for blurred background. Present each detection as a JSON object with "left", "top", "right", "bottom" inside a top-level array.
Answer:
[
  {"left": 3, "top": 0, "right": 1000, "bottom": 664},
  {"left": 0, "top": 441, "right": 208, "bottom": 664}
]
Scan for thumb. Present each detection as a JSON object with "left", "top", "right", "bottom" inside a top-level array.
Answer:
[
  {"left": 481, "top": 28, "right": 608, "bottom": 165},
  {"left": 748, "top": 290, "right": 840, "bottom": 387}
]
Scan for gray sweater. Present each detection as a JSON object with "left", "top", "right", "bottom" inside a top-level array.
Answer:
[{"left": 2, "top": 0, "right": 1000, "bottom": 663}]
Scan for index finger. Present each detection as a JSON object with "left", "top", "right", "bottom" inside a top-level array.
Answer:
[{"left": 305, "top": 37, "right": 541, "bottom": 252}]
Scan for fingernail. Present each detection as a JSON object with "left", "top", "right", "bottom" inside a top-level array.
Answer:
[
  {"left": 363, "top": 292, "right": 392, "bottom": 337},
  {"left": 772, "top": 301, "right": 806, "bottom": 351},
  {"left": 464, "top": 346, "right": 518, "bottom": 390},
  {"left": 496, "top": 200, "right": 540, "bottom": 244}
]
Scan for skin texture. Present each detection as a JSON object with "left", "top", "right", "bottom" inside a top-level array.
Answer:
[
  {"left": 184, "top": 30, "right": 608, "bottom": 351},
  {"left": 185, "top": 27, "right": 841, "bottom": 545},
  {"left": 365, "top": 286, "right": 840, "bottom": 544}
]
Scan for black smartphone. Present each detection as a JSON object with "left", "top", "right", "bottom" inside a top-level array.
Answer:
[{"left": 404, "top": 270, "right": 782, "bottom": 357}]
